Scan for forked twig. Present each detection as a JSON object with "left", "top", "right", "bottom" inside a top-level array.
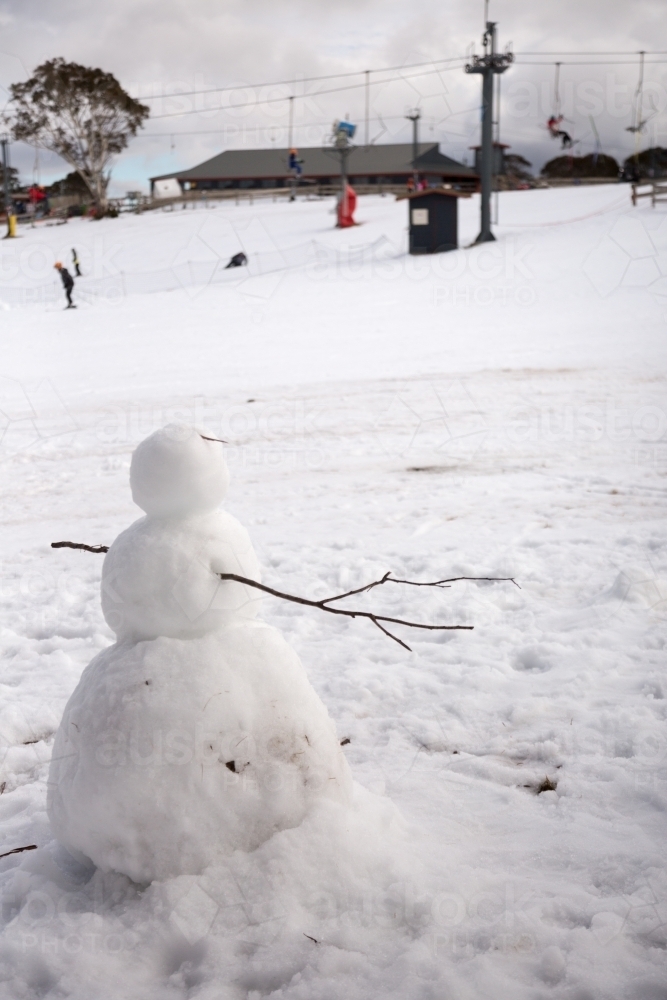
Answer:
[{"left": 218, "top": 571, "right": 482, "bottom": 650}]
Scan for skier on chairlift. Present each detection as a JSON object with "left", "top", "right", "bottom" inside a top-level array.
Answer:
[
  {"left": 547, "top": 64, "right": 575, "bottom": 150},
  {"left": 547, "top": 115, "right": 573, "bottom": 150}
]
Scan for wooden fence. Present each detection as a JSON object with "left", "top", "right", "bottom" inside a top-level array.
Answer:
[{"left": 631, "top": 182, "right": 667, "bottom": 207}]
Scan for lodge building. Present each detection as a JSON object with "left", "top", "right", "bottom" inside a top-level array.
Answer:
[{"left": 150, "top": 142, "right": 478, "bottom": 195}]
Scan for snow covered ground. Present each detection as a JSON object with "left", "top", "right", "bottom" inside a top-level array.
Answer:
[{"left": 1, "top": 186, "right": 666, "bottom": 999}]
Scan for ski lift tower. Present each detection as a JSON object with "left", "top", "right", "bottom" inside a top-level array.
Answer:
[
  {"left": 332, "top": 119, "right": 356, "bottom": 196},
  {"left": 1, "top": 134, "right": 15, "bottom": 238},
  {"left": 326, "top": 120, "right": 358, "bottom": 227},
  {"left": 465, "top": 22, "right": 513, "bottom": 243}
]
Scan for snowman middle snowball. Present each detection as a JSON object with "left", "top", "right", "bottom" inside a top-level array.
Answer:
[{"left": 48, "top": 425, "right": 352, "bottom": 882}]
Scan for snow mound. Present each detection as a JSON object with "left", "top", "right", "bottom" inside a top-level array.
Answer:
[{"left": 48, "top": 621, "right": 352, "bottom": 881}]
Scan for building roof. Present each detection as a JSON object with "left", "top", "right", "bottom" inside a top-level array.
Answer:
[
  {"left": 151, "top": 143, "right": 477, "bottom": 182},
  {"left": 396, "top": 189, "right": 472, "bottom": 201},
  {"left": 413, "top": 147, "right": 478, "bottom": 174}
]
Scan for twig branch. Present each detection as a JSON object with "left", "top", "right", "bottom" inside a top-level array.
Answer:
[
  {"left": 0, "top": 844, "right": 38, "bottom": 860},
  {"left": 321, "top": 570, "right": 395, "bottom": 604},
  {"left": 370, "top": 615, "right": 412, "bottom": 650},
  {"left": 322, "top": 572, "right": 519, "bottom": 603},
  {"left": 51, "top": 541, "right": 109, "bottom": 554},
  {"left": 218, "top": 572, "right": 473, "bottom": 650},
  {"left": 390, "top": 575, "right": 520, "bottom": 590}
]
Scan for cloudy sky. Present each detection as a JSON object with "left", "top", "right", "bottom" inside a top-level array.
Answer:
[{"left": 0, "top": 0, "right": 665, "bottom": 193}]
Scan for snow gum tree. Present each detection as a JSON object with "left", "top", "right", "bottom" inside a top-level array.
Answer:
[{"left": 5, "top": 59, "right": 149, "bottom": 214}]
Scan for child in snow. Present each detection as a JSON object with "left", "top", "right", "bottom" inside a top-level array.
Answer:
[
  {"left": 71, "top": 248, "right": 82, "bottom": 277},
  {"left": 54, "top": 262, "right": 76, "bottom": 309}
]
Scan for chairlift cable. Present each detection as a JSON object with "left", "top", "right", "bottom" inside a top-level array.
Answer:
[
  {"left": 134, "top": 51, "right": 666, "bottom": 106},
  {"left": 148, "top": 63, "right": 467, "bottom": 121},
  {"left": 134, "top": 56, "right": 468, "bottom": 103},
  {"left": 515, "top": 50, "right": 667, "bottom": 56}
]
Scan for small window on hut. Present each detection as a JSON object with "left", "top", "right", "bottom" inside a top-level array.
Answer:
[{"left": 411, "top": 208, "right": 429, "bottom": 225}]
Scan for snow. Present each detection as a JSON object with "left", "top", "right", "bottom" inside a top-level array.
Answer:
[{"left": 1, "top": 186, "right": 666, "bottom": 998}]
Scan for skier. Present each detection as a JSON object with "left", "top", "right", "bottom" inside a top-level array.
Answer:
[
  {"left": 288, "top": 148, "right": 303, "bottom": 177},
  {"left": 54, "top": 261, "right": 76, "bottom": 309},
  {"left": 71, "top": 248, "right": 82, "bottom": 277}
]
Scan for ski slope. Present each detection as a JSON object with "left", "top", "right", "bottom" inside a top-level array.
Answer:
[{"left": 0, "top": 186, "right": 666, "bottom": 1000}]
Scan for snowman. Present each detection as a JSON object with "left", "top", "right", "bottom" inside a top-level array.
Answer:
[{"left": 48, "top": 425, "right": 352, "bottom": 883}]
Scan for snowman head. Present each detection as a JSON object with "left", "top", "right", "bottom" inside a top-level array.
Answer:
[{"left": 130, "top": 425, "right": 229, "bottom": 517}]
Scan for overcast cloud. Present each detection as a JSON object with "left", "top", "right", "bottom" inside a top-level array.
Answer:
[{"left": 0, "top": 0, "right": 665, "bottom": 193}]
